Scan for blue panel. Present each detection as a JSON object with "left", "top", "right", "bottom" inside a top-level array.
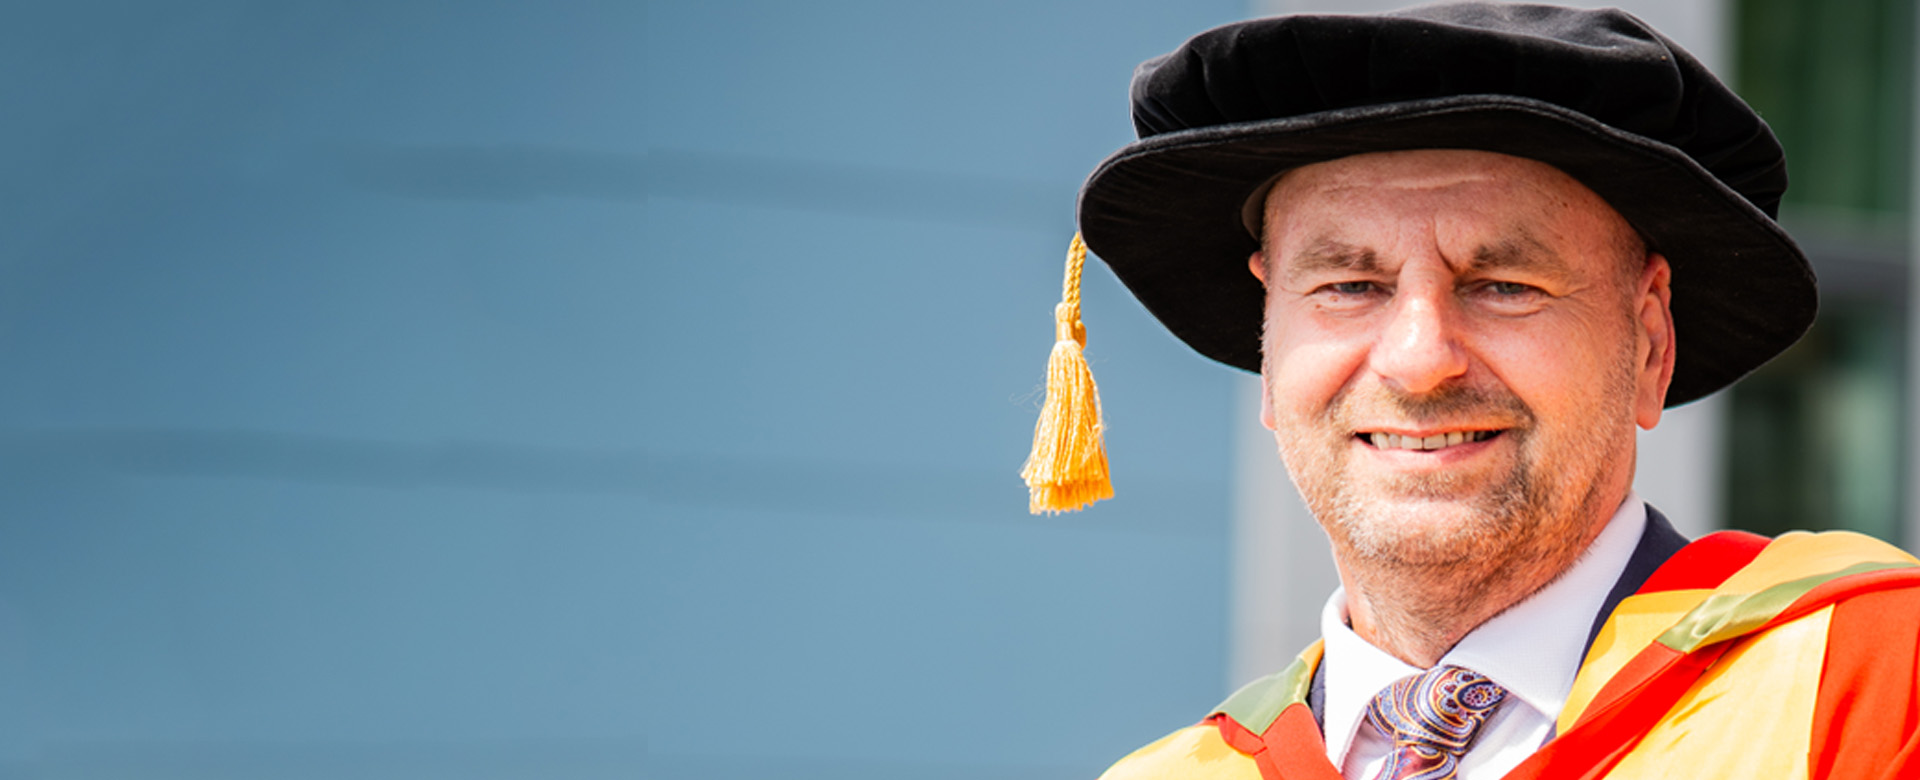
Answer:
[{"left": 0, "top": 0, "right": 1248, "bottom": 776}]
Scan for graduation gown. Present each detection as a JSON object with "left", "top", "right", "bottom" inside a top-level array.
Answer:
[{"left": 1098, "top": 519, "right": 1920, "bottom": 780}]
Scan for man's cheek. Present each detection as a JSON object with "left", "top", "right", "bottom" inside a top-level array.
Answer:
[{"left": 1272, "top": 340, "right": 1367, "bottom": 403}]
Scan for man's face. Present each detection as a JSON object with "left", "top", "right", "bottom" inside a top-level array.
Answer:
[{"left": 1252, "top": 150, "right": 1673, "bottom": 573}]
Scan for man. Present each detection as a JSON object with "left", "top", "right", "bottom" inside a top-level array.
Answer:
[{"left": 1047, "top": 4, "right": 1920, "bottom": 779}]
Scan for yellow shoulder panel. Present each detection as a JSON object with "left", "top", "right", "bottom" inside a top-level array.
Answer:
[
  {"left": 1098, "top": 724, "right": 1263, "bottom": 780},
  {"left": 1603, "top": 606, "right": 1832, "bottom": 779}
]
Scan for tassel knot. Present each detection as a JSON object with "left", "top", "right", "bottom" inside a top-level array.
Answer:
[{"left": 1055, "top": 302, "right": 1086, "bottom": 345}]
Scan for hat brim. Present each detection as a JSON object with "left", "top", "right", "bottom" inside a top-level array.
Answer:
[{"left": 1077, "top": 95, "right": 1816, "bottom": 408}]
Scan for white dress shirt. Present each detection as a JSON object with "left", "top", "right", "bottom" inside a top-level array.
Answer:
[{"left": 1318, "top": 495, "right": 1648, "bottom": 780}]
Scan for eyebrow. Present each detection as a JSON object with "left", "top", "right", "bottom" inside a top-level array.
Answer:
[
  {"left": 1279, "top": 229, "right": 1571, "bottom": 283},
  {"left": 1469, "top": 232, "right": 1572, "bottom": 279},
  {"left": 1279, "top": 239, "right": 1380, "bottom": 284}
]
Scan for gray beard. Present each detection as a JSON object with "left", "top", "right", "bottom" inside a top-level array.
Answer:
[{"left": 1278, "top": 371, "right": 1634, "bottom": 579}]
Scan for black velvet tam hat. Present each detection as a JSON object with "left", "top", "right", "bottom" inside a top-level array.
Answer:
[{"left": 1077, "top": 2, "right": 1816, "bottom": 407}]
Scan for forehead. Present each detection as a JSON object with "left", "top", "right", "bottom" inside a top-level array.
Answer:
[{"left": 1261, "top": 150, "right": 1633, "bottom": 266}]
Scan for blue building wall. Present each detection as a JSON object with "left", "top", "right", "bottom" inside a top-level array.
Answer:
[{"left": 0, "top": 2, "right": 1246, "bottom": 776}]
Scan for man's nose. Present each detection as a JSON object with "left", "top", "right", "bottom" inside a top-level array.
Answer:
[{"left": 1368, "top": 283, "right": 1469, "bottom": 395}]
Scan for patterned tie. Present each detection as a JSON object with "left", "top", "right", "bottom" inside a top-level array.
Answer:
[{"left": 1364, "top": 665, "right": 1508, "bottom": 780}]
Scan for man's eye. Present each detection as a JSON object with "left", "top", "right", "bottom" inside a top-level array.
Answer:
[
  {"left": 1326, "top": 281, "right": 1376, "bottom": 294},
  {"left": 1484, "top": 281, "right": 1536, "bottom": 296}
]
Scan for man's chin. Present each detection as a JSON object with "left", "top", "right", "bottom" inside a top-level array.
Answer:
[{"left": 1317, "top": 494, "right": 1522, "bottom": 567}]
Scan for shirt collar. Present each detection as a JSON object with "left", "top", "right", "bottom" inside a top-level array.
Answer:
[{"left": 1317, "top": 494, "right": 1648, "bottom": 766}]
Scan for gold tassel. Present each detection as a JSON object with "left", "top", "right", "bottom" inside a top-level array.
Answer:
[{"left": 1022, "top": 233, "right": 1113, "bottom": 513}]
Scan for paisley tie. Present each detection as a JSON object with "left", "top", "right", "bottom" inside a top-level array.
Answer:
[{"left": 1364, "top": 665, "right": 1508, "bottom": 780}]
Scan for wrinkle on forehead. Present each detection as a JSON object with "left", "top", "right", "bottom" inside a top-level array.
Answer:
[
  {"left": 1259, "top": 151, "right": 1626, "bottom": 287},
  {"left": 1270, "top": 149, "right": 1557, "bottom": 199}
]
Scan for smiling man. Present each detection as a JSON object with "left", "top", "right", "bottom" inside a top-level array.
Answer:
[
  {"left": 1061, "top": 4, "right": 1920, "bottom": 779},
  {"left": 1254, "top": 150, "right": 1663, "bottom": 676}
]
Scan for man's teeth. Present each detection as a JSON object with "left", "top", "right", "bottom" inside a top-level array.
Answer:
[{"left": 1367, "top": 431, "right": 1494, "bottom": 450}]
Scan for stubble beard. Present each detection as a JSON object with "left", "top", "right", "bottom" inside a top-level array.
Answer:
[{"left": 1273, "top": 357, "right": 1639, "bottom": 610}]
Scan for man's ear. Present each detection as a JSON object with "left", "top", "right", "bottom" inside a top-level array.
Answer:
[{"left": 1635, "top": 252, "right": 1676, "bottom": 430}]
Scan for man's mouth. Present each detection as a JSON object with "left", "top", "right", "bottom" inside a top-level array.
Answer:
[{"left": 1358, "top": 430, "right": 1502, "bottom": 451}]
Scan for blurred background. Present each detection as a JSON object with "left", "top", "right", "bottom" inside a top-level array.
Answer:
[{"left": 0, "top": 1, "right": 1909, "bottom": 778}]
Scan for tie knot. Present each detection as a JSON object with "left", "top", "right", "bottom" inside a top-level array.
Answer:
[{"left": 1364, "top": 665, "right": 1507, "bottom": 779}]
